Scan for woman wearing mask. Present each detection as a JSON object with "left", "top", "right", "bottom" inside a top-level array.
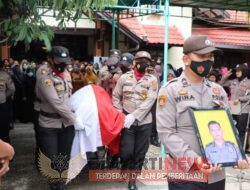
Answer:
[{"left": 220, "top": 64, "right": 250, "bottom": 147}]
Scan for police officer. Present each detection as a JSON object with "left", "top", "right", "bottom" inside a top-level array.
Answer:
[
  {"left": 119, "top": 53, "right": 134, "bottom": 74},
  {"left": 100, "top": 49, "right": 122, "bottom": 96},
  {"left": 205, "top": 121, "right": 242, "bottom": 164},
  {"left": 113, "top": 51, "right": 158, "bottom": 190},
  {"left": 36, "top": 46, "right": 83, "bottom": 190},
  {"left": 0, "top": 60, "right": 15, "bottom": 143},
  {"left": 156, "top": 35, "right": 250, "bottom": 190},
  {"left": 108, "top": 52, "right": 135, "bottom": 169},
  {"left": 220, "top": 64, "right": 250, "bottom": 146}
]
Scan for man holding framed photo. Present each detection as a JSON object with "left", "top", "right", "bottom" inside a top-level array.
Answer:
[{"left": 156, "top": 35, "right": 250, "bottom": 190}]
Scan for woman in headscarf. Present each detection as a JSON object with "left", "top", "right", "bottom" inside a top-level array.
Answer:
[{"left": 220, "top": 64, "right": 250, "bottom": 147}]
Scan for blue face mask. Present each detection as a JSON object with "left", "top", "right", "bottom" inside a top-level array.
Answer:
[{"left": 190, "top": 60, "right": 213, "bottom": 77}]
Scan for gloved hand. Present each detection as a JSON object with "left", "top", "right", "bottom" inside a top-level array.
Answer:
[
  {"left": 124, "top": 114, "right": 135, "bottom": 129},
  {"left": 74, "top": 116, "right": 85, "bottom": 130}
]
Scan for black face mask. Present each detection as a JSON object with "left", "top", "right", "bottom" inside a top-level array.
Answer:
[
  {"left": 136, "top": 62, "right": 149, "bottom": 73},
  {"left": 120, "top": 65, "right": 130, "bottom": 74},
  {"left": 54, "top": 62, "right": 66, "bottom": 73},
  {"left": 190, "top": 60, "right": 213, "bottom": 77}
]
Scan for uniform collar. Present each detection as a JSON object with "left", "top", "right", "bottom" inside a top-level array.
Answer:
[{"left": 179, "top": 72, "right": 211, "bottom": 88}]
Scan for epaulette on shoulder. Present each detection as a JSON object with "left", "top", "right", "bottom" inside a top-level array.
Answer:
[
  {"left": 162, "top": 78, "right": 178, "bottom": 87},
  {"left": 37, "top": 65, "right": 50, "bottom": 77}
]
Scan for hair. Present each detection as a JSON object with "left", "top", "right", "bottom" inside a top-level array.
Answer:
[{"left": 208, "top": 121, "right": 221, "bottom": 129}]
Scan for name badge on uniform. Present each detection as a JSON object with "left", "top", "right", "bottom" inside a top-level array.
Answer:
[{"left": 178, "top": 89, "right": 188, "bottom": 95}]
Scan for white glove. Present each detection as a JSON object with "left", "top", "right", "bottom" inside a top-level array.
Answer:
[
  {"left": 74, "top": 116, "right": 85, "bottom": 130},
  {"left": 124, "top": 114, "right": 135, "bottom": 129}
]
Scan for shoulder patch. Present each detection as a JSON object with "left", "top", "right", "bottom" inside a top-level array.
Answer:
[
  {"left": 158, "top": 95, "right": 167, "bottom": 106},
  {"left": 162, "top": 78, "right": 178, "bottom": 87}
]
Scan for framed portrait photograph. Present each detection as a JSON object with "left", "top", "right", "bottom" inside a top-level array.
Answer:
[{"left": 189, "top": 108, "right": 246, "bottom": 167}]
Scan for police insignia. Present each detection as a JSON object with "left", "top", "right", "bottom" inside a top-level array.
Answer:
[
  {"left": 127, "top": 75, "right": 133, "bottom": 80},
  {"left": 158, "top": 95, "right": 167, "bottom": 106},
  {"left": 197, "top": 65, "right": 205, "bottom": 74},
  {"left": 141, "top": 90, "right": 148, "bottom": 99},
  {"left": 44, "top": 79, "right": 52, "bottom": 86},
  {"left": 212, "top": 88, "right": 220, "bottom": 95},
  {"left": 55, "top": 85, "right": 63, "bottom": 92},
  {"left": 178, "top": 89, "right": 188, "bottom": 95}
]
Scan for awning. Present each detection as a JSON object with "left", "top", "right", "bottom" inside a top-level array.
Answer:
[{"left": 120, "top": 17, "right": 184, "bottom": 45}]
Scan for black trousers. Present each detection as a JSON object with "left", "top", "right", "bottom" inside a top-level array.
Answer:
[
  {"left": 0, "top": 102, "right": 11, "bottom": 143},
  {"left": 36, "top": 125, "right": 75, "bottom": 184},
  {"left": 168, "top": 179, "right": 225, "bottom": 190},
  {"left": 234, "top": 114, "right": 249, "bottom": 146},
  {"left": 33, "top": 110, "right": 40, "bottom": 147},
  {"left": 120, "top": 123, "right": 152, "bottom": 171},
  {"left": 151, "top": 101, "right": 158, "bottom": 138}
]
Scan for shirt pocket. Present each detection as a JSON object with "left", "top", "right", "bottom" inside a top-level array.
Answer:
[{"left": 176, "top": 101, "right": 198, "bottom": 126}]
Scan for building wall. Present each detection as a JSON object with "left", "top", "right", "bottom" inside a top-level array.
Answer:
[
  {"left": 40, "top": 9, "right": 95, "bottom": 29},
  {"left": 127, "top": 6, "right": 192, "bottom": 69}
]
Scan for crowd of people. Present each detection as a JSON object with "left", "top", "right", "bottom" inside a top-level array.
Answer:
[{"left": 0, "top": 35, "right": 250, "bottom": 190}]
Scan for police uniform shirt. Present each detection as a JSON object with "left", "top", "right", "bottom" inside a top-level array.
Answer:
[
  {"left": 220, "top": 77, "right": 250, "bottom": 113},
  {"left": 112, "top": 70, "right": 158, "bottom": 126},
  {"left": 156, "top": 72, "right": 229, "bottom": 184},
  {"left": 35, "top": 65, "right": 76, "bottom": 128},
  {"left": 205, "top": 141, "right": 243, "bottom": 164},
  {"left": 0, "top": 70, "right": 15, "bottom": 104}
]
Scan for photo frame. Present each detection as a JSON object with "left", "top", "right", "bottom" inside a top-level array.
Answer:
[{"left": 189, "top": 108, "right": 246, "bottom": 167}]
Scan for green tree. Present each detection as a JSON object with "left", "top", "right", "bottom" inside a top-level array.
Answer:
[{"left": 0, "top": 0, "right": 116, "bottom": 51}]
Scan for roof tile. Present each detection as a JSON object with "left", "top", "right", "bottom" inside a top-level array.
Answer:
[{"left": 120, "top": 17, "right": 184, "bottom": 45}]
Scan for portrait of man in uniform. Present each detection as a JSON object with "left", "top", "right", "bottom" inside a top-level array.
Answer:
[
  {"left": 189, "top": 108, "right": 246, "bottom": 167},
  {"left": 205, "top": 120, "right": 243, "bottom": 165}
]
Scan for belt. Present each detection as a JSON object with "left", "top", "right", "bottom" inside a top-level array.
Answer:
[{"left": 40, "top": 110, "right": 61, "bottom": 119}]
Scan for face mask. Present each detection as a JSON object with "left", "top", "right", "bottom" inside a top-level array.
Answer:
[
  {"left": 27, "top": 72, "right": 33, "bottom": 77},
  {"left": 23, "top": 64, "right": 28, "bottom": 69},
  {"left": 120, "top": 66, "right": 130, "bottom": 74},
  {"left": 54, "top": 62, "right": 66, "bottom": 73},
  {"left": 136, "top": 62, "right": 149, "bottom": 73},
  {"left": 67, "top": 67, "right": 73, "bottom": 72},
  {"left": 190, "top": 60, "right": 213, "bottom": 77}
]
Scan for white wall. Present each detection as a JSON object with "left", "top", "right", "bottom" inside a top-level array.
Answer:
[
  {"left": 168, "top": 47, "right": 184, "bottom": 69},
  {"left": 39, "top": 9, "right": 95, "bottom": 29},
  {"left": 136, "top": 6, "right": 192, "bottom": 69},
  {"left": 168, "top": 6, "right": 192, "bottom": 69}
]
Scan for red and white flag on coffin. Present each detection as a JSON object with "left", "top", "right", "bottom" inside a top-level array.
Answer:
[{"left": 67, "top": 84, "right": 125, "bottom": 182}]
